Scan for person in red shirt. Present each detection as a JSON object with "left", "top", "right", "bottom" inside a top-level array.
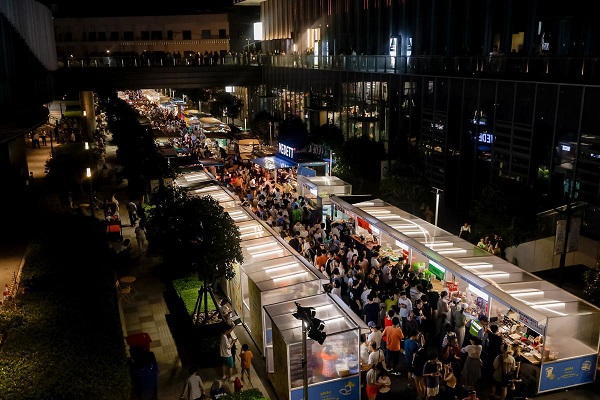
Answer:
[
  {"left": 382, "top": 316, "right": 404, "bottom": 375},
  {"left": 321, "top": 346, "right": 339, "bottom": 378}
]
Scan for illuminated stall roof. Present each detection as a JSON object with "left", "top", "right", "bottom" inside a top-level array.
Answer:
[
  {"left": 245, "top": 256, "right": 321, "bottom": 292},
  {"left": 187, "top": 184, "right": 237, "bottom": 208},
  {"left": 236, "top": 220, "right": 271, "bottom": 241},
  {"left": 223, "top": 206, "right": 254, "bottom": 223},
  {"left": 298, "top": 176, "right": 352, "bottom": 190},
  {"left": 264, "top": 293, "right": 365, "bottom": 345},
  {"left": 241, "top": 236, "right": 292, "bottom": 267},
  {"left": 174, "top": 169, "right": 215, "bottom": 188},
  {"left": 330, "top": 195, "right": 600, "bottom": 328}
]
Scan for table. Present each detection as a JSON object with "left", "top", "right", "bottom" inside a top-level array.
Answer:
[{"left": 120, "top": 276, "right": 137, "bottom": 298}]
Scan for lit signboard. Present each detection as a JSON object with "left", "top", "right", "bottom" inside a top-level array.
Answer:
[{"left": 278, "top": 143, "right": 295, "bottom": 159}]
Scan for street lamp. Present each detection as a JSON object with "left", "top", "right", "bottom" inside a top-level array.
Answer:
[
  {"left": 268, "top": 121, "right": 273, "bottom": 146},
  {"left": 292, "top": 302, "right": 327, "bottom": 400},
  {"left": 85, "top": 142, "right": 95, "bottom": 218},
  {"left": 433, "top": 187, "right": 443, "bottom": 226},
  {"left": 329, "top": 150, "right": 335, "bottom": 176}
]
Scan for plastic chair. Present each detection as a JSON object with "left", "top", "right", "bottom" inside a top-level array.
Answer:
[{"left": 116, "top": 280, "right": 132, "bottom": 303}]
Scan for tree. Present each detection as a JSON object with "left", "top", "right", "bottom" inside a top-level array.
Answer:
[
  {"left": 336, "top": 135, "right": 386, "bottom": 193},
  {"left": 584, "top": 258, "right": 600, "bottom": 307},
  {"left": 250, "top": 110, "right": 274, "bottom": 144},
  {"left": 308, "top": 123, "right": 345, "bottom": 153},
  {"left": 210, "top": 92, "right": 243, "bottom": 122},
  {"left": 145, "top": 188, "right": 242, "bottom": 324},
  {"left": 181, "top": 88, "right": 213, "bottom": 113},
  {"left": 278, "top": 116, "right": 309, "bottom": 150}
]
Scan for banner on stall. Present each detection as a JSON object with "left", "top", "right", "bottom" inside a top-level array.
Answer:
[
  {"left": 539, "top": 354, "right": 597, "bottom": 392},
  {"left": 446, "top": 281, "right": 459, "bottom": 293},
  {"left": 291, "top": 376, "right": 360, "bottom": 400}
]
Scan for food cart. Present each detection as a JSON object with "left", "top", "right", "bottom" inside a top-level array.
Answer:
[
  {"left": 329, "top": 195, "right": 600, "bottom": 395},
  {"left": 263, "top": 293, "right": 368, "bottom": 400},
  {"left": 297, "top": 176, "right": 352, "bottom": 223}
]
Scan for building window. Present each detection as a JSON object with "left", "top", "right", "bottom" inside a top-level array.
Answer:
[
  {"left": 151, "top": 31, "right": 163, "bottom": 40},
  {"left": 123, "top": 31, "right": 134, "bottom": 40},
  {"left": 219, "top": 29, "right": 227, "bottom": 39},
  {"left": 202, "top": 30, "right": 211, "bottom": 39},
  {"left": 183, "top": 30, "right": 192, "bottom": 40},
  {"left": 98, "top": 32, "right": 107, "bottom": 41},
  {"left": 167, "top": 30, "right": 173, "bottom": 40},
  {"left": 141, "top": 31, "right": 150, "bottom": 40},
  {"left": 110, "top": 32, "right": 119, "bottom": 41},
  {"left": 88, "top": 32, "right": 97, "bottom": 41}
]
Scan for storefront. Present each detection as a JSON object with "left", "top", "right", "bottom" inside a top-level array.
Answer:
[
  {"left": 329, "top": 195, "right": 600, "bottom": 395},
  {"left": 297, "top": 176, "right": 352, "bottom": 224},
  {"left": 252, "top": 142, "right": 330, "bottom": 184},
  {"left": 263, "top": 293, "right": 368, "bottom": 400}
]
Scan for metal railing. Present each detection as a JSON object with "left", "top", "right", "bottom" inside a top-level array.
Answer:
[{"left": 57, "top": 53, "right": 600, "bottom": 82}]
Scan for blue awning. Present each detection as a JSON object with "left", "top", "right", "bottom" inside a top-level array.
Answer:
[{"left": 252, "top": 155, "right": 297, "bottom": 170}]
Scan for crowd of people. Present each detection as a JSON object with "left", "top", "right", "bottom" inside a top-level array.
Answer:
[{"left": 228, "top": 169, "right": 521, "bottom": 400}]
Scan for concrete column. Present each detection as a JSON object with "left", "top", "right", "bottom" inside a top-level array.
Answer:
[{"left": 79, "top": 91, "right": 95, "bottom": 141}]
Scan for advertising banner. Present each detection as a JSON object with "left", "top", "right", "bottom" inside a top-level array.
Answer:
[
  {"left": 539, "top": 354, "right": 597, "bottom": 392},
  {"left": 291, "top": 376, "right": 360, "bottom": 400}
]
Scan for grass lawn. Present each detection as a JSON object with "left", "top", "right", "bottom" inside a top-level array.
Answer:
[{"left": 172, "top": 275, "right": 216, "bottom": 315}]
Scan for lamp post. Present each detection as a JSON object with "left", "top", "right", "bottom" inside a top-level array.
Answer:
[
  {"left": 329, "top": 150, "right": 335, "bottom": 176},
  {"left": 433, "top": 187, "right": 443, "bottom": 227},
  {"left": 293, "top": 302, "right": 327, "bottom": 400},
  {"left": 85, "top": 142, "right": 95, "bottom": 218},
  {"left": 268, "top": 121, "right": 273, "bottom": 147}
]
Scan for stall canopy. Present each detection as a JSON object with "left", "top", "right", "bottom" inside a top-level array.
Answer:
[
  {"left": 187, "top": 184, "right": 237, "bottom": 208},
  {"left": 241, "top": 236, "right": 292, "bottom": 267},
  {"left": 236, "top": 219, "right": 272, "bottom": 241},
  {"left": 253, "top": 155, "right": 297, "bottom": 170},
  {"left": 223, "top": 206, "right": 254, "bottom": 223},
  {"left": 264, "top": 293, "right": 364, "bottom": 345},
  {"left": 244, "top": 256, "right": 322, "bottom": 298},
  {"left": 174, "top": 169, "right": 215, "bottom": 189},
  {"left": 330, "top": 195, "right": 600, "bottom": 332}
]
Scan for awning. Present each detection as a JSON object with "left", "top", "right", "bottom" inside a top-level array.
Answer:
[{"left": 252, "top": 155, "right": 297, "bottom": 170}]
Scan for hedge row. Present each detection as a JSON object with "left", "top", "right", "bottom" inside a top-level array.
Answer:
[{"left": 0, "top": 215, "right": 131, "bottom": 400}]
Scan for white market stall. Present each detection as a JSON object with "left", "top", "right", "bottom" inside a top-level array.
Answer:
[
  {"left": 329, "top": 195, "right": 600, "bottom": 395},
  {"left": 297, "top": 175, "right": 352, "bottom": 223},
  {"left": 263, "top": 293, "right": 368, "bottom": 400}
]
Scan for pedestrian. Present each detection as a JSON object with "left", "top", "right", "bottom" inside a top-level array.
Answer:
[
  {"left": 460, "top": 337, "right": 483, "bottom": 391},
  {"left": 365, "top": 362, "right": 380, "bottom": 400},
  {"left": 220, "top": 326, "right": 237, "bottom": 381},
  {"left": 210, "top": 380, "right": 228, "bottom": 399},
  {"left": 377, "top": 367, "right": 392, "bottom": 400},
  {"left": 28, "top": 172, "right": 34, "bottom": 185},
  {"left": 381, "top": 316, "right": 404, "bottom": 375},
  {"left": 135, "top": 223, "right": 147, "bottom": 255},
  {"left": 462, "top": 390, "right": 480, "bottom": 400},
  {"left": 127, "top": 200, "right": 138, "bottom": 227},
  {"left": 240, "top": 343, "right": 253, "bottom": 384},
  {"left": 32, "top": 132, "right": 40, "bottom": 148},
  {"left": 423, "top": 352, "right": 443, "bottom": 400},
  {"left": 179, "top": 365, "right": 205, "bottom": 400}
]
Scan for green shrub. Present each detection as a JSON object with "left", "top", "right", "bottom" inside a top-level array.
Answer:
[
  {"left": 0, "top": 215, "right": 131, "bottom": 400},
  {"left": 221, "top": 388, "right": 268, "bottom": 400}
]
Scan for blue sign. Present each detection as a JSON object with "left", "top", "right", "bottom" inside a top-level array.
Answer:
[
  {"left": 291, "top": 376, "right": 359, "bottom": 400},
  {"left": 539, "top": 354, "right": 597, "bottom": 392}
]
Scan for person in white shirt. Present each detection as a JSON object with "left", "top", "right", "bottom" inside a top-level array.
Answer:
[
  {"left": 397, "top": 292, "right": 413, "bottom": 333},
  {"left": 180, "top": 365, "right": 205, "bottom": 400},
  {"left": 367, "top": 322, "right": 383, "bottom": 350}
]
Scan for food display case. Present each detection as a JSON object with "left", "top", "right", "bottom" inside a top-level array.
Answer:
[
  {"left": 297, "top": 176, "right": 352, "bottom": 223},
  {"left": 263, "top": 294, "right": 368, "bottom": 400}
]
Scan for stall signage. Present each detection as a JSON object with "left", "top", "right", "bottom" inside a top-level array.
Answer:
[
  {"left": 446, "top": 281, "right": 459, "bottom": 293},
  {"left": 518, "top": 312, "right": 543, "bottom": 333},
  {"left": 539, "top": 353, "right": 597, "bottom": 392},
  {"left": 291, "top": 375, "right": 359, "bottom": 400},
  {"left": 428, "top": 260, "right": 445, "bottom": 281},
  {"left": 150, "top": 179, "right": 160, "bottom": 193},
  {"left": 279, "top": 143, "right": 295, "bottom": 159}
]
